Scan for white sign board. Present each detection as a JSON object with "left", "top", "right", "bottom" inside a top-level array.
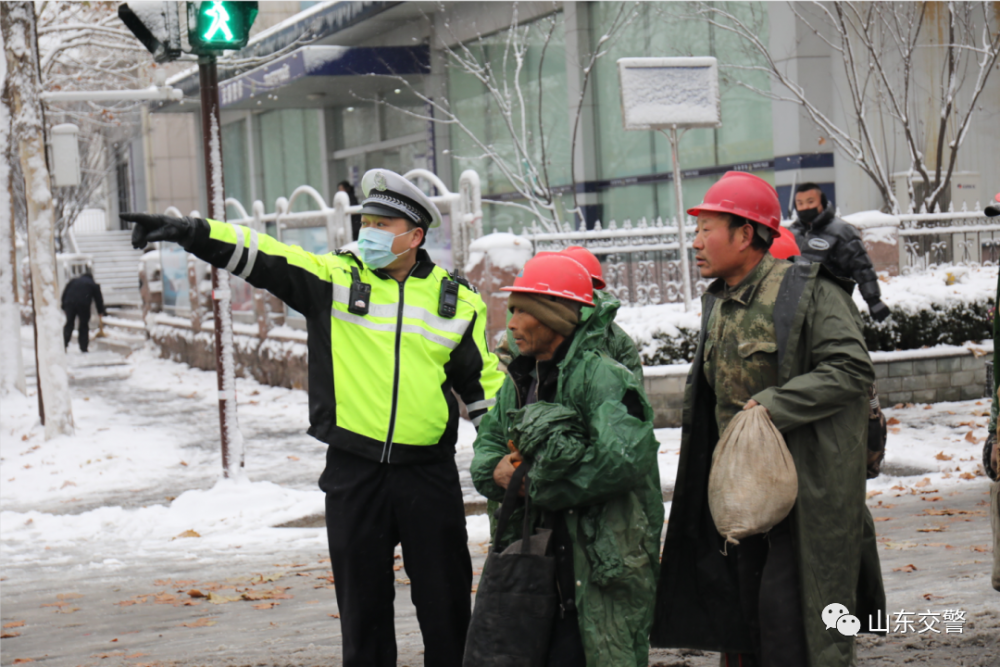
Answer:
[
  {"left": 50, "top": 123, "right": 81, "bottom": 187},
  {"left": 618, "top": 57, "right": 721, "bottom": 130}
]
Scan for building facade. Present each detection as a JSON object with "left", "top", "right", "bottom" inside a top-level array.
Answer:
[{"left": 136, "top": 0, "right": 1000, "bottom": 268}]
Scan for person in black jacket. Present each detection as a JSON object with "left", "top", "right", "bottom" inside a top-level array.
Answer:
[
  {"left": 61, "top": 268, "right": 106, "bottom": 353},
  {"left": 790, "top": 183, "right": 891, "bottom": 321}
]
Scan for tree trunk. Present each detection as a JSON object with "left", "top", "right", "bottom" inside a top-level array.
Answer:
[
  {"left": 0, "top": 28, "right": 27, "bottom": 396},
  {"left": 2, "top": 1, "right": 73, "bottom": 437}
]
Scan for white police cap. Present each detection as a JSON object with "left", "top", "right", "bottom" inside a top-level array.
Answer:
[{"left": 360, "top": 169, "right": 443, "bottom": 229}]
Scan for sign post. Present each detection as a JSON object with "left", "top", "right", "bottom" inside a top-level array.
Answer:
[
  {"left": 119, "top": 1, "right": 257, "bottom": 477},
  {"left": 189, "top": 1, "right": 256, "bottom": 478},
  {"left": 617, "top": 57, "right": 722, "bottom": 312}
]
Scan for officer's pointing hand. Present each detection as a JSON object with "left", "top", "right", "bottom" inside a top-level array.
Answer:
[{"left": 120, "top": 212, "right": 195, "bottom": 250}]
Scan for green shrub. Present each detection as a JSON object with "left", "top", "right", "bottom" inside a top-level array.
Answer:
[{"left": 859, "top": 299, "right": 993, "bottom": 352}]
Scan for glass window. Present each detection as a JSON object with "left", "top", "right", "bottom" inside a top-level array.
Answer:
[
  {"left": 447, "top": 13, "right": 570, "bottom": 200},
  {"left": 221, "top": 118, "right": 250, "bottom": 214},
  {"left": 254, "top": 108, "right": 325, "bottom": 212},
  {"left": 589, "top": 1, "right": 774, "bottom": 223}
]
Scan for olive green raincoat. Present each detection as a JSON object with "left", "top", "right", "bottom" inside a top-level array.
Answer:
[
  {"left": 650, "top": 260, "right": 886, "bottom": 667},
  {"left": 472, "top": 294, "right": 663, "bottom": 667}
]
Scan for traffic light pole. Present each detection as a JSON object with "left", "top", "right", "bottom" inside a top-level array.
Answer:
[{"left": 198, "top": 54, "right": 244, "bottom": 478}]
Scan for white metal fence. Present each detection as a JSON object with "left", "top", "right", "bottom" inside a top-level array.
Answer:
[
  {"left": 517, "top": 217, "right": 707, "bottom": 307},
  {"left": 158, "top": 167, "right": 998, "bottom": 315},
  {"left": 896, "top": 210, "right": 1000, "bottom": 272}
]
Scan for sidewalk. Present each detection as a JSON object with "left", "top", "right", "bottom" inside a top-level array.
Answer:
[{"left": 2, "top": 333, "right": 997, "bottom": 666}]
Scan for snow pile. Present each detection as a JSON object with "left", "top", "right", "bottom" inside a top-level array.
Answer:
[
  {"left": 1, "top": 479, "right": 326, "bottom": 565},
  {"left": 842, "top": 210, "right": 901, "bottom": 246},
  {"left": 465, "top": 232, "right": 533, "bottom": 274},
  {"left": 613, "top": 301, "right": 702, "bottom": 365},
  {"left": 858, "top": 264, "right": 997, "bottom": 315}
]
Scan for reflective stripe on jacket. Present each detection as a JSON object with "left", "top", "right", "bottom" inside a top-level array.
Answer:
[{"left": 187, "top": 218, "right": 505, "bottom": 466}]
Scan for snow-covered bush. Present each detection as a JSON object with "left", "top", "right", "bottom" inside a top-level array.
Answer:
[{"left": 614, "top": 265, "right": 997, "bottom": 365}]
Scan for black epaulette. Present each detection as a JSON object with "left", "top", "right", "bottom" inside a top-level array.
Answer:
[{"left": 449, "top": 271, "right": 477, "bottom": 294}]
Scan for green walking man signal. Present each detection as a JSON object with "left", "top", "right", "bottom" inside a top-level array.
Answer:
[
  {"left": 118, "top": 2, "right": 257, "bottom": 62},
  {"left": 188, "top": 1, "right": 258, "bottom": 52},
  {"left": 203, "top": 2, "right": 234, "bottom": 41}
]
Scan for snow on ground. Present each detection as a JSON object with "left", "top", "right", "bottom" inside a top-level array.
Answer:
[
  {"left": 652, "top": 396, "right": 994, "bottom": 500},
  {"left": 863, "top": 264, "right": 997, "bottom": 315},
  {"left": 0, "top": 333, "right": 492, "bottom": 575},
  {"left": 1, "top": 325, "right": 993, "bottom": 576}
]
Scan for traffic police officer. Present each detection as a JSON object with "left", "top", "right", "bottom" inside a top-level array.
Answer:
[{"left": 122, "top": 168, "right": 504, "bottom": 667}]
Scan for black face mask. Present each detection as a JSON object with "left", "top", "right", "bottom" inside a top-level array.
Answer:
[{"left": 797, "top": 207, "right": 821, "bottom": 225}]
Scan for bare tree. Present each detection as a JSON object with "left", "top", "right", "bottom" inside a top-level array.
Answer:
[
  {"left": 700, "top": 1, "right": 1000, "bottom": 213},
  {"left": 3, "top": 0, "right": 75, "bottom": 437},
  {"left": 370, "top": 2, "right": 639, "bottom": 231},
  {"left": 35, "top": 1, "right": 151, "bottom": 243}
]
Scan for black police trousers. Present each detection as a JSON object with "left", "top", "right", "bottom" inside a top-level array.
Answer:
[
  {"left": 63, "top": 306, "right": 91, "bottom": 352},
  {"left": 723, "top": 519, "right": 809, "bottom": 667},
  {"left": 323, "top": 448, "right": 472, "bottom": 667}
]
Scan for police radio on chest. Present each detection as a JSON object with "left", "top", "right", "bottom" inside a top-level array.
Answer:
[
  {"left": 439, "top": 279, "right": 459, "bottom": 318},
  {"left": 348, "top": 266, "right": 371, "bottom": 316}
]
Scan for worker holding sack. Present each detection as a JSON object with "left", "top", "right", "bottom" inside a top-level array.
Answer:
[{"left": 649, "top": 171, "right": 886, "bottom": 667}]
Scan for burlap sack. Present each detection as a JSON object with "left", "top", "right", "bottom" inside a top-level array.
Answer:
[{"left": 708, "top": 405, "right": 798, "bottom": 545}]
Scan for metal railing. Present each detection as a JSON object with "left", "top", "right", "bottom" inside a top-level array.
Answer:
[
  {"left": 896, "top": 210, "right": 1000, "bottom": 273},
  {"left": 517, "top": 217, "right": 708, "bottom": 307}
]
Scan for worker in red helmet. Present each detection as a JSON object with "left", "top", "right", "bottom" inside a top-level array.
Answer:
[
  {"left": 650, "top": 171, "right": 885, "bottom": 667},
  {"left": 469, "top": 252, "right": 662, "bottom": 667},
  {"left": 495, "top": 245, "right": 643, "bottom": 383},
  {"left": 768, "top": 227, "right": 801, "bottom": 260}
]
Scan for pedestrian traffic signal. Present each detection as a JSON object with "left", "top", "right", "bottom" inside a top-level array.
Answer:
[{"left": 187, "top": 1, "right": 258, "bottom": 52}]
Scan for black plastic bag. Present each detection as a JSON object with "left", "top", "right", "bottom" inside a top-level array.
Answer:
[{"left": 463, "top": 462, "right": 558, "bottom": 667}]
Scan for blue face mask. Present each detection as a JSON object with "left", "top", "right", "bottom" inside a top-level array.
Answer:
[{"left": 357, "top": 227, "right": 415, "bottom": 269}]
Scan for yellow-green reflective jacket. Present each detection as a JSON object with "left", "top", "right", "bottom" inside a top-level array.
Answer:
[{"left": 187, "top": 218, "right": 505, "bottom": 469}]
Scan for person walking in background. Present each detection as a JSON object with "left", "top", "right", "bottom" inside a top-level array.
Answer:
[
  {"left": 337, "top": 180, "right": 362, "bottom": 241},
  {"left": 789, "top": 182, "right": 891, "bottom": 322},
  {"left": 61, "top": 267, "right": 106, "bottom": 353}
]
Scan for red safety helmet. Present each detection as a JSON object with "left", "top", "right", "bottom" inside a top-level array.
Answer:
[
  {"left": 768, "top": 229, "right": 801, "bottom": 260},
  {"left": 687, "top": 171, "right": 783, "bottom": 237},
  {"left": 502, "top": 253, "right": 594, "bottom": 306},
  {"left": 561, "top": 245, "right": 606, "bottom": 290}
]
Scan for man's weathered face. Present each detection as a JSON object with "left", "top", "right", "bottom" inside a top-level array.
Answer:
[
  {"left": 508, "top": 307, "right": 562, "bottom": 358},
  {"left": 692, "top": 211, "right": 752, "bottom": 280},
  {"left": 360, "top": 215, "right": 423, "bottom": 269},
  {"left": 794, "top": 188, "right": 824, "bottom": 213}
]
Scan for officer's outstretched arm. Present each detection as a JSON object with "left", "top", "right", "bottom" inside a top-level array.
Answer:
[{"left": 123, "top": 213, "right": 331, "bottom": 318}]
